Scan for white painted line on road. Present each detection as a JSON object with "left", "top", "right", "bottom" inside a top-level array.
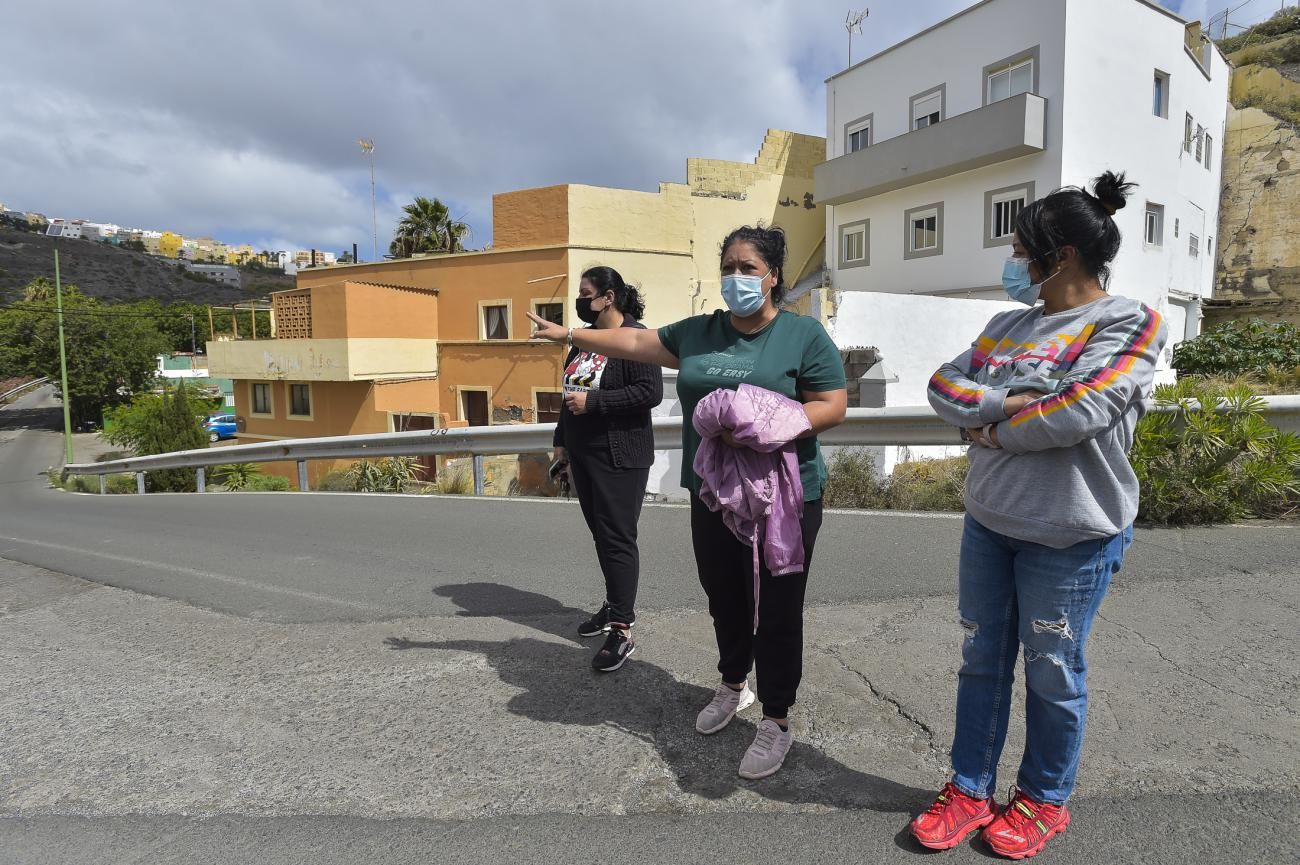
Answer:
[{"left": 0, "top": 535, "right": 390, "bottom": 613}]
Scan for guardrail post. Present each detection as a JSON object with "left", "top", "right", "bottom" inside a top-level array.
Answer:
[
  {"left": 472, "top": 454, "right": 485, "bottom": 497},
  {"left": 98, "top": 475, "right": 106, "bottom": 495},
  {"left": 136, "top": 472, "right": 146, "bottom": 494},
  {"left": 196, "top": 467, "right": 206, "bottom": 493},
  {"left": 297, "top": 460, "right": 309, "bottom": 492}
]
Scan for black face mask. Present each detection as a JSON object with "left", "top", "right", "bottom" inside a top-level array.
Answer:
[{"left": 575, "top": 296, "right": 608, "bottom": 325}]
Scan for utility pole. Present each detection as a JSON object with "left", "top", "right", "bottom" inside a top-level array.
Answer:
[
  {"left": 360, "top": 138, "right": 377, "bottom": 261},
  {"left": 845, "top": 8, "right": 869, "bottom": 68},
  {"left": 53, "top": 250, "right": 73, "bottom": 465}
]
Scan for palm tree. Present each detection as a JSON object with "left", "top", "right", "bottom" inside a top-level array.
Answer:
[{"left": 389, "top": 196, "right": 471, "bottom": 258}]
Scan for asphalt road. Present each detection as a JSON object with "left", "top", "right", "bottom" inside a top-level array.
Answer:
[
  {"left": 1, "top": 387, "right": 1293, "bottom": 623},
  {"left": 2, "top": 387, "right": 1298, "bottom": 865}
]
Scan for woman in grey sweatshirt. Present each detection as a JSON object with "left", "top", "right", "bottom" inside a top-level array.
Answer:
[{"left": 910, "top": 172, "right": 1168, "bottom": 860}]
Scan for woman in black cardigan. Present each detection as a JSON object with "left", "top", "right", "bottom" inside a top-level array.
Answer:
[{"left": 553, "top": 266, "right": 663, "bottom": 672}]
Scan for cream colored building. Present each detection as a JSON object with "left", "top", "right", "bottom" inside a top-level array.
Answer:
[{"left": 492, "top": 129, "right": 828, "bottom": 327}]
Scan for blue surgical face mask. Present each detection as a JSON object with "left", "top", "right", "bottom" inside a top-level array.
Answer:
[
  {"left": 721, "top": 270, "right": 770, "bottom": 317},
  {"left": 1002, "top": 256, "right": 1042, "bottom": 306}
]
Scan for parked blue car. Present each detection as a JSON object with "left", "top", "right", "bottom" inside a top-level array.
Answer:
[{"left": 204, "top": 414, "right": 241, "bottom": 442}]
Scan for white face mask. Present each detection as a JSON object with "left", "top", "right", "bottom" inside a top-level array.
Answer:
[{"left": 721, "top": 270, "right": 771, "bottom": 316}]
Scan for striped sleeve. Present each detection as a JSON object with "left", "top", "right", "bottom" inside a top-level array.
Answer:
[
  {"left": 996, "top": 304, "right": 1167, "bottom": 453},
  {"left": 927, "top": 335, "right": 1011, "bottom": 428}
]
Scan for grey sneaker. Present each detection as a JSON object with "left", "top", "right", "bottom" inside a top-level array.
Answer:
[
  {"left": 695, "top": 681, "right": 755, "bottom": 734},
  {"left": 738, "top": 718, "right": 793, "bottom": 780}
]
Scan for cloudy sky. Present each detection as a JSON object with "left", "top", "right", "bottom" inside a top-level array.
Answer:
[{"left": 0, "top": 0, "right": 1280, "bottom": 258}]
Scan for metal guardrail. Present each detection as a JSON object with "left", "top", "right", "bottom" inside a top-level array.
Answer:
[
  {"left": 0, "top": 377, "right": 51, "bottom": 403},
  {"left": 61, "top": 396, "right": 1300, "bottom": 495}
]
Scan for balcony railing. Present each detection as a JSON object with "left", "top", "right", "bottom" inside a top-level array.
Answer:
[{"left": 816, "top": 92, "right": 1047, "bottom": 205}]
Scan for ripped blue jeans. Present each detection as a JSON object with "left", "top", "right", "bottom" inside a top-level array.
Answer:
[{"left": 951, "top": 515, "right": 1131, "bottom": 805}]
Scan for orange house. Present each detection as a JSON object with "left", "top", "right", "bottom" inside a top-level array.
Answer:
[
  {"left": 207, "top": 246, "right": 573, "bottom": 486},
  {"left": 207, "top": 129, "right": 828, "bottom": 487}
]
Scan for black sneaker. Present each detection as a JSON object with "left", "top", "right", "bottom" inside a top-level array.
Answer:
[
  {"left": 592, "top": 626, "right": 635, "bottom": 672},
  {"left": 578, "top": 603, "right": 612, "bottom": 638}
]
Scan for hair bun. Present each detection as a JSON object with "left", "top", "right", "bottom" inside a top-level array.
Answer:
[{"left": 1091, "top": 171, "right": 1135, "bottom": 216}]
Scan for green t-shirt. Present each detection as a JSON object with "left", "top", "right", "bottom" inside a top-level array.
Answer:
[{"left": 657, "top": 310, "right": 846, "bottom": 501}]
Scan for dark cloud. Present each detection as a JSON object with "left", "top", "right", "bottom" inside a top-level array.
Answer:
[{"left": 1, "top": 1, "right": 1226, "bottom": 253}]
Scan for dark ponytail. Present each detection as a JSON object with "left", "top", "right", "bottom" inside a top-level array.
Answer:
[
  {"left": 581, "top": 265, "right": 646, "bottom": 320},
  {"left": 1014, "top": 171, "right": 1137, "bottom": 287}
]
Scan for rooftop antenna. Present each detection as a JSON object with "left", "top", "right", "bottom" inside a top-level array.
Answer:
[
  {"left": 359, "top": 138, "right": 377, "bottom": 262},
  {"left": 845, "top": 8, "right": 869, "bottom": 68}
]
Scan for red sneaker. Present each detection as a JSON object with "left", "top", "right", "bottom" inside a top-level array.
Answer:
[
  {"left": 910, "top": 782, "right": 998, "bottom": 850},
  {"left": 981, "top": 788, "right": 1070, "bottom": 860}
]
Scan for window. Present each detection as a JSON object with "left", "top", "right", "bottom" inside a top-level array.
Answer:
[
  {"left": 984, "top": 47, "right": 1039, "bottom": 106},
  {"left": 1153, "top": 71, "right": 1170, "bottom": 118},
  {"left": 984, "top": 182, "right": 1034, "bottom": 248},
  {"left": 1175, "top": 218, "right": 1180, "bottom": 238},
  {"left": 910, "top": 87, "right": 944, "bottom": 130},
  {"left": 839, "top": 219, "right": 870, "bottom": 269},
  {"left": 1145, "top": 203, "right": 1165, "bottom": 247},
  {"left": 1184, "top": 113, "right": 1194, "bottom": 152},
  {"left": 903, "top": 202, "right": 945, "bottom": 260},
  {"left": 534, "top": 302, "right": 563, "bottom": 326},
  {"left": 1208, "top": 236, "right": 1214, "bottom": 259},
  {"left": 482, "top": 304, "right": 509, "bottom": 340},
  {"left": 846, "top": 114, "right": 873, "bottom": 153},
  {"left": 1189, "top": 234, "right": 1200, "bottom": 258},
  {"left": 1204, "top": 133, "right": 1213, "bottom": 169},
  {"left": 251, "top": 382, "right": 272, "bottom": 416},
  {"left": 987, "top": 58, "right": 1034, "bottom": 104},
  {"left": 535, "top": 390, "right": 563, "bottom": 424},
  {"left": 289, "top": 383, "right": 311, "bottom": 417},
  {"left": 1195, "top": 125, "right": 1204, "bottom": 163}
]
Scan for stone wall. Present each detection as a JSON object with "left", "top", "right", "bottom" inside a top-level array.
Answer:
[{"left": 1212, "top": 72, "right": 1300, "bottom": 328}]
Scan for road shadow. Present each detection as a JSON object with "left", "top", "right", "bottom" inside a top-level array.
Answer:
[
  {"left": 388, "top": 582, "right": 931, "bottom": 814},
  {"left": 0, "top": 403, "right": 63, "bottom": 432}
]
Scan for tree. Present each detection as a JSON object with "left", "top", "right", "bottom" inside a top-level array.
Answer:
[
  {"left": 104, "top": 380, "right": 208, "bottom": 491},
  {"left": 389, "top": 196, "right": 471, "bottom": 258},
  {"left": 0, "top": 280, "right": 168, "bottom": 426}
]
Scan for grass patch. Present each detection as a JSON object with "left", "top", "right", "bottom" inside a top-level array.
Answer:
[{"left": 824, "top": 450, "right": 966, "bottom": 512}]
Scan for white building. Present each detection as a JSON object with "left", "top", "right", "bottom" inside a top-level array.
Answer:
[
  {"left": 182, "top": 262, "right": 242, "bottom": 287},
  {"left": 816, "top": 0, "right": 1230, "bottom": 434},
  {"left": 45, "top": 219, "right": 84, "bottom": 239}
]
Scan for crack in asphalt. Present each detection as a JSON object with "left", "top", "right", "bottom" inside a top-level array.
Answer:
[
  {"left": 823, "top": 646, "right": 943, "bottom": 763},
  {"left": 1096, "top": 612, "right": 1293, "bottom": 715}
]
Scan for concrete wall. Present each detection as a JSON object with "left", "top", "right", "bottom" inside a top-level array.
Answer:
[
  {"left": 295, "top": 246, "right": 572, "bottom": 341},
  {"left": 550, "top": 130, "right": 827, "bottom": 329},
  {"left": 437, "top": 341, "right": 566, "bottom": 424},
  {"left": 493, "top": 185, "right": 570, "bottom": 250}
]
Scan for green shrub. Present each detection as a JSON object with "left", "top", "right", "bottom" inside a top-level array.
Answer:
[
  {"left": 1219, "top": 8, "right": 1300, "bottom": 53},
  {"left": 1133, "top": 379, "right": 1300, "bottom": 525},
  {"left": 106, "top": 473, "right": 137, "bottom": 494},
  {"left": 433, "top": 466, "right": 473, "bottom": 495},
  {"left": 824, "top": 449, "right": 890, "bottom": 509},
  {"left": 316, "top": 469, "right": 354, "bottom": 492},
  {"left": 103, "top": 380, "right": 208, "bottom": 492},
  {"left": 247, "top": 474, "right": 290, "bottom": 492},
  {"left": 824, "top": 450, "right": 966, "bottom": 512},
  {"left": 1172, "top": 320, "right": 1300, "bottom": 378},
  {"left": 344, "top": 457, "right": 419, "bottom": 492},
  {"left": 213, "top": 462, "right": 261, "bottom": 491}
]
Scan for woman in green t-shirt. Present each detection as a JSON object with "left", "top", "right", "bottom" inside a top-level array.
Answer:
[{"left": 528, "top": 225, "right": 847, "bottom": 780}]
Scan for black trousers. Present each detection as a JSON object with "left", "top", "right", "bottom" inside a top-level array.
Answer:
[
  {"left": 690, "top": 495, "right": 824, "bottom": 719},
  {"left": 567, "top": 445, "right": 649, "bottom": 625}
]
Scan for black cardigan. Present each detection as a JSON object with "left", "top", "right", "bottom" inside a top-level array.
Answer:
[{"left": 553, "top": 314, "right": 664, "bottom": 470}]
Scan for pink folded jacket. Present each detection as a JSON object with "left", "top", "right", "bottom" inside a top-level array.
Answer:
[{"left": 692, "top": 383, "right": 811, "bottom": 631}]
